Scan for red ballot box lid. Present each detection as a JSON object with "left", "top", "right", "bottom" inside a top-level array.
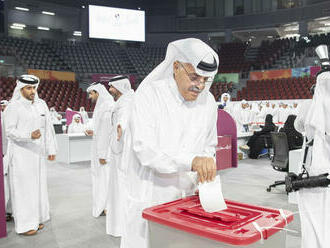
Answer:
[{"left": 142, "top": 195, "right": 293, "bottom": 246}]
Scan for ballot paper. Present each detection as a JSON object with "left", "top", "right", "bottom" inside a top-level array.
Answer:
[{"left": 198, "top": 175, "right": 227, "bottom": 213}]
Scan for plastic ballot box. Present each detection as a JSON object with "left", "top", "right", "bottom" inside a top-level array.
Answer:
[{"left": 143, "top": 196, "right": 293, "bottom": 248}]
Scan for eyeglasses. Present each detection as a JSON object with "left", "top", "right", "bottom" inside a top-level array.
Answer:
[{"left": 179, "top": 62, "right": 209, "bottom": 86}]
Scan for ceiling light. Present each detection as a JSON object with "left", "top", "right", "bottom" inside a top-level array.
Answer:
[
  {"left": 42, "top": 11, "right": 55, "bottom": 16},
  {"left": 12, "top": 23, "right": 26, "bottom": 28},
  {"left": 10, "top": 25, "right": 24, "bottom": 30},
  {"left": 38, "top": 26, "right": 50, "bottom": 31},
  {"left": 15, "top": 7, "right": 29, "bottom": 11},
  {"left": 315, "top": 16, "right": 330, "bottom": 21},
  {"left": 73, "top": 31, "right": 82, "bottom": 36}
]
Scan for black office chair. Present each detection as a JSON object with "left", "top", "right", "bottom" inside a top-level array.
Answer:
[{"left": 266, "top": 132, "right": 289, "bottom": 192}]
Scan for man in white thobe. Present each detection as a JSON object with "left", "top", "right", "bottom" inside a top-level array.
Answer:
[
  {"left": 270, "top": 103, "right": 279, "bottom": 123},
  {"left": 218, "top": 93, "right": 233, "bottom": 114},
  {"left": 297, "top": 45, "right": 330, "bottom": 248},
  {"left": 259, "top": 102, "right": 272, "bottom": 121},
  {"left": 106, "top": 75, "right": 134, "bottom": 237},
  {"left": 235, "top": 100, "right": 251, "bottom": 132},
  {"left": 1, "top": 100, "right": 8, "bottom": 155},
  {"left": 79, "top": 106, "right": 89, "bottom": 125},
  {"left": 49, "top": 107, "right": 62, "bottom": 125},
  {"left": 278, "top": 102, "right": 291, "bottom": 123},
  {"left": 5, "top": 75, "right": 57, "bottom": 235},
  {"left": 1, "top": 99, "right": 11, "bottom": 221},
  {"left": 120, "top": 38, "right": 219, "bottom": 248},
  {"left": 290, "top": 102, "right": 299, "bottom": 116},
  {"left": 85, "top": 83, "right": 114, "bottom": 217},
  {"left": 68, "top": 114, "right": 85, "bottom": 134}
]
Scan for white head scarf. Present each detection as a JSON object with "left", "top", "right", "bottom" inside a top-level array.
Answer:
[
  {"left": 87, "top": 83, "right": 114, "bottom": 106},
  {"left": 139, "top": 38, "right": 219, "bottom": 94},
  {"left": 109, "top": 76, "right": 134, "bottom": 95},
  {"left": 73, "top": 114, "right": 81, "bottom": 121},
  {"left": 305, "top": 71, "right": 330, "bottom": 140},
  {"left": 12, "top": 75, "right": 40, "bottom": 102},
  {"left": 80, "top": 107, "right": 86, "bottom": 112},
  {"left": 0, "top": 100, "right": 8, "bottom": 106},
  {"left": 87, "top": 83, "right": 114, "bottom": 121},
  {"left": 220, "top": 93, "right": 231, "bottom": 104}
]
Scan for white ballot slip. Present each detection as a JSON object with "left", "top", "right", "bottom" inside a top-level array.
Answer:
[{"left": 198, "top": 175, "right": 227, "bottom": 213}]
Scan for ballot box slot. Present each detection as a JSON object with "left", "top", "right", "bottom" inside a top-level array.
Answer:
[{"left": 176, "top": 204, "right": 263, "bottom": 230}]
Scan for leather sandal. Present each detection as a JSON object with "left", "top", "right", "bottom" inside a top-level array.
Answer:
[{"left": 21, "top": 230, "right": 37, "bottom": 236}]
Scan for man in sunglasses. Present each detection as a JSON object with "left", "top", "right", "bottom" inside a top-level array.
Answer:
[{"left": 120, "top": 38, "right": 220, "bottom": 248}]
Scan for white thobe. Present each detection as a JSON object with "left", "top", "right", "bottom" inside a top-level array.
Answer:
[
  {"left": 298, "top": 131, "right": 330, "bottom": 248},
  {"left": 278, "top": 108, "right": 291, "bottom": 123},
  {"left": 236, "top": 108, "right": 251, "bottom": 132},
  {"left": 290, "top": 107, "right": 299, "bottom": 116},
  {"left": 1, "top": 111, "right": 7, "bottom": 155},
  {"left": 120, "top": 77, "right": 217, "bottom": 248},
  {"left": 80, "top": 111, "right": 89, "bottom": 125},
  {"left": 259, "top": 106, "right": 272, "bottom": 122},
  {"left": 106, "top": 93, "right": 133, "bottom": 237},
  {"left": 294, "top": 100, "right": 311, "bottom": 134},
  {"left": 5, "top": 97, "right": 57, "bottom": 233},
  {"left": 68, "top": 122, "right": 85, "bottom": 134},
  {"left": 294, "top": 97, "right": 330, "bottom": 248},
  {"left": 1, "top": 110, "right": 10, "bottom": 212},
  {"left": 90, "top": 103, "right": 113, "bottom": 218},
  {"left": 50, "top": 111, "right": 61, "bottom": 125}
]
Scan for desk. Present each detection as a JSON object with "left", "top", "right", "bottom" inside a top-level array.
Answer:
[
  {"left": 56, "top": 133, "right": 92, "bottom": 164},
  {"left": 237, "top": 132, "right": 253, "bottom": 159},
  {"left": 288, "top": 149, "right": 302, "bottom": 204}
]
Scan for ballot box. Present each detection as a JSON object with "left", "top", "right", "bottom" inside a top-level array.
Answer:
[
  {"left": 143, "top": 195, "right": 293, "bottom": 248},
  {"left": 216, "top": 136, "right": 232, "bottom": 170}
]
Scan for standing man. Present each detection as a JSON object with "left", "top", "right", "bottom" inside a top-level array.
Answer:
[
  {"left": 106, "top": 75, "right": 134, "bottom": 237},
  {"left": 79, "top": 106, "right": 89, "bottom": 125},
  {"left": 1, "top": 99, "right": 11, "bottom": 221},
  {"left": 85, "top": 83, "right": 114, "bottom": 218},
  {"left": 1, "top": 100, "right": 8, "bottom": 154},
  {"left": 297, "top": 45, "right": 330, "bottom": 248},
  {"left": 5, "top": 75, "right": 57, "bottom": 235},
  {"left": 120, "top": 38, "right": 219, "bottom": 248}
]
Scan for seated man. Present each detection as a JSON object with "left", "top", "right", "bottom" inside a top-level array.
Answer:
[{"left": 68, "top": 114, "right": 85, "bottom": 134}]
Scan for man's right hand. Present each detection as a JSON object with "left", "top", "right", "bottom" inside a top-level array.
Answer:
[
  {"left": 31, "top": 129, "right": 41, "bottom": 139},
  {"left": 85, "top": 130, "right": 93, "bottom": 136},
  {"left": 191, "top": 156, "right": 217, "bottom": 183}
]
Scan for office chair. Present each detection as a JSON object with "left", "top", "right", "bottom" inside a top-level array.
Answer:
[{"left": 266, "top": 132, "right": 289, "bottom": 192}]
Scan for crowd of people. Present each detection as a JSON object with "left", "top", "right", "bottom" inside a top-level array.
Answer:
[{"left": 219, "top": 93, "right": 300, "bottom": 131}]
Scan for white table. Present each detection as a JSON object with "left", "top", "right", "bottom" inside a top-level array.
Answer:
[
  {"left": 56, "top": 133, "right": 92, "bottom": 164},
  {"left": 288, "top": 149, "right": 302, "bottom": 204}
]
